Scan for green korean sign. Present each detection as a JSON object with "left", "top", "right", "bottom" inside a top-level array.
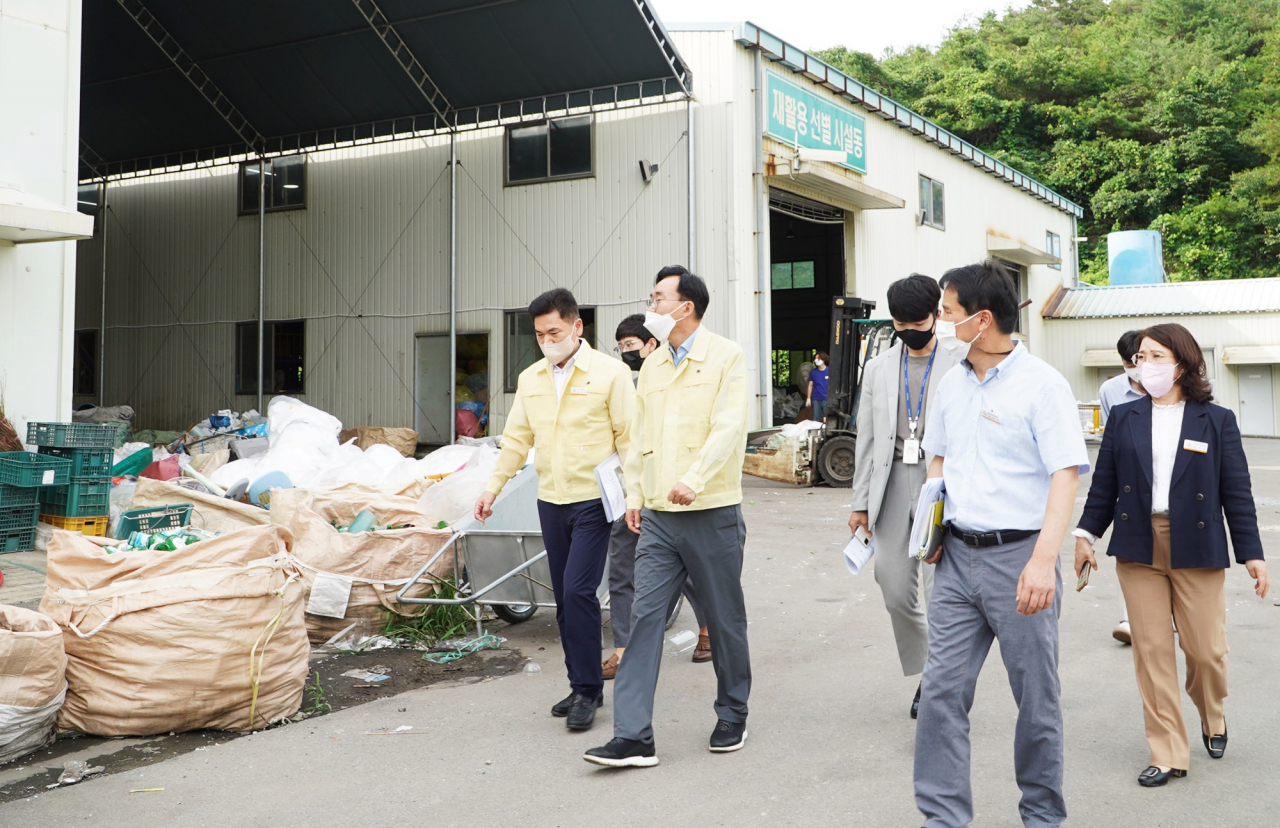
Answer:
[{"left": 765, "top": 72, "right": 867, "bottom": 174}]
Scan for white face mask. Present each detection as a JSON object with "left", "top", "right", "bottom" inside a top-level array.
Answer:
[
  {"left": 814, "top": 359, "right": 825, "bottom": 368},
  {"left": 539, "top": 332, "right": 578, "bottom": 365},
  {"left": 935, "top": 312, "right": 980, "bottom": 360},
  {"left": 1125, "top": 366, "right": 1142, "bottom": 383},
  {"left": 643, "top": 301, "right": 689, "bottom": 345}
]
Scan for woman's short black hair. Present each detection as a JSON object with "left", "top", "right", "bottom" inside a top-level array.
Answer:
[
  {"left": 1116, "top": 330, "right": 1143, "bottom": 365},
  {"left": 615, "top": 314, "right": 655, "bottom": 344},
  {"left": 528, "top": 288, "right": 579, "bottom": 321},
  {"left": 886, "top": 274, "right": 941, "bottom": 324},
  {"left": 938, "top": 259, "right": 1019, "bottom": 334},
  {"left": 655, "top": 265, "right": 709, "bottom": 319}
]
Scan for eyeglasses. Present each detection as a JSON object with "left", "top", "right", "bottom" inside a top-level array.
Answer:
[
  {"left": 1132, "top": 353, "right": 1177, "bottom": 366},
  {"left": 646, "top": 296, "right": 683, "bottom": 309}
]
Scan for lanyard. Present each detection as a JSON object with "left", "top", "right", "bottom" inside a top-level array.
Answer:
[{"left": 903, "top": 345, "right": 938, "bottom": 438}]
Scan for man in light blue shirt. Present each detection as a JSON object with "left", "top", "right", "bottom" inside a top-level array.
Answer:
[
  {"left": 1098, "top": 330, "right": 1146, "bottom": 424},
  {"left": 914, "top": 261, "right": 1088, "bottom": 828}
]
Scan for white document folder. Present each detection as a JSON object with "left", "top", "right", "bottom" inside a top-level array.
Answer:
[
  {"left": 908, "top": 476, "right": 947, "bottom": 560},
  {"left": 595, "top": 452, "right": 627, "bottom": 522}
]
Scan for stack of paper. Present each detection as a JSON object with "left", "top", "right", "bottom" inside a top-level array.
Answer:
[
  {"left": 843, "top": 534, "right": 874, "bottom": 575},
  {"left": 595, "top": 453, "right": 628, "bottom": 522},
  {"left": 908, "top": 477, "right": 947, "bottom": 560}
]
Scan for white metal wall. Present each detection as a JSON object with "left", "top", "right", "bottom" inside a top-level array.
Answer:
[{"left": 1042, "top": 314, "right": 1280, "bottom": 433}]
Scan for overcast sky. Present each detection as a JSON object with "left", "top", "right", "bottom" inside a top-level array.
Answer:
[{"left": 649, "top": 0, "right": 1033, "bottom": 57}]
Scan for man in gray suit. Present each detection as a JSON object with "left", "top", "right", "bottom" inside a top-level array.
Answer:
[{"left": 849, "top": 273, "right": 958, "bottom": 718}]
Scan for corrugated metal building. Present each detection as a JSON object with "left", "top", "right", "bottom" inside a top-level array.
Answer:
[
  {"left": 1042, "top": 278, "right": 1280, "bottom": 436},
  {"left": 73, "top": 19, "right": 1082, "bottom": 439}
]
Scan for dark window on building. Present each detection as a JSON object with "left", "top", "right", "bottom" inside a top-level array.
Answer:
[
  {"left": 918, "top": 175, "right": 945, "bottom": 230},
  {"left": 771, "top": 261, "right": 817, "bottom": 290},
  {"left": 996, "top": 259, "right": 1029, "bottom": 334},
  {"left": 236, "top": 320, "right": 306, "bottom": 395},
  {"left": 76, "top": 184, "right": 100, "bottom": 217},
  {"left": 1046, "top": 230, "right": 1062, "bottom": 270},
  {"left": 506, "top": 116, "right": 593, "bottom": 185},
  {"left": 73, "top": 330, "right": 97, "bottom": 396},
  {"left": 240, "top": 155, "right": 307, "bottom": 215},
  {"left": 503, "top": 307, "right": 596, "bottom": 391}
]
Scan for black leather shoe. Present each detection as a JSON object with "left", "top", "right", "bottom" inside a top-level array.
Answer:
[
  {"left": 1138, "top": 766, "right": 1187, "bottom": 787},
  {"left": 911, "top": 683, "right": 921, "bottom": 720},
  {"left": 1203, "top": 720, "right": 1227, "bottom": 759},
  {"left": 584, "top": 737, "right": 659, "bottom": 768},
  {"left": 566, "top": 693, "right": 603, "bottom": 731},
  {"left": 708, "top": 719, "right": 747, "bottom": 752},
  {"left": 551, "top": 693, "right": 574, "bottom": 717}
]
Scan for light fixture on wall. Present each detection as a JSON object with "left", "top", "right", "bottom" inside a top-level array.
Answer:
[{"left": 638, "top": 159, "right": 659, "bottom": 183}]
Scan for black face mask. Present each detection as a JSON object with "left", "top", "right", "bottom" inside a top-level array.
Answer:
[
  {"left": 896, "top": 325, "right": 936, "bottom": 352},
  {"left": 621, "top": 350, "right": 645, "bottom": 371}
]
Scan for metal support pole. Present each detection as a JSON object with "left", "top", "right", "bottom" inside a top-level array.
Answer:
[
  {"left": 449, "top": 132, "right": 458, "bottom": 445},
  {"left": 686, "top": 96, "right": 695, "bottom": 271},
  {"left": 257, "top": 157, "right": 266, "bottom": 413},
  {"left": 753, "top": 50, "right": 772, "bottom": 429},
  {"left": 98, "top": 180, "right": 108, "bottom": 406}
]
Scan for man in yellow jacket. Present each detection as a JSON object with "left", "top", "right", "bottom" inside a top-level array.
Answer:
[
  {"left": 584, "top": 266, "right": 751, "bottom": 768},
  {"left": 474, "top": 288, "right": 634, "bottom": 732}
]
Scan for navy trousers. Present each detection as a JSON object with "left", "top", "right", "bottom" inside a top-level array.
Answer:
[{"left": 537, "top": 498, "right": 611, "bottom": 698}]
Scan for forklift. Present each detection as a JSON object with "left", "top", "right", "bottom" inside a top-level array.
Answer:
[{"left": 744, "top": 296, "right": 892, "bottom": 488}]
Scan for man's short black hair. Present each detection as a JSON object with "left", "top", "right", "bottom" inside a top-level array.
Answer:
[
  {"left": 1117, "top": 330, "right": 1143, "bottom": 365},
  {"left": 616, "top": 313, "right": 655, "bottom": 344},
  {"left": 886, "top": 274, "right": 942, "bottom": 324},
  {"left": 655, "top": 265, "right": 709, "bottom": 319},
  {"left": 527, "top": 288, "right": 579, "bottom": 322},
  {"left": 938, "top": 259, "right": 1019, "bottom": 334}
]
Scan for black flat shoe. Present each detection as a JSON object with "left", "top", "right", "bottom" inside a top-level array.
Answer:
[
  {"left": 1202, "top": 720, "right": 1227, "bottom": 759},
  {"left": 910, "top": 683, "right": 921, "bottom": 720},
  {"left": 1138, "top": 766, "right": 1187, "bottom": 787},
  {"left": 566, "top": 692, "right": 603, "bottom": 731}
]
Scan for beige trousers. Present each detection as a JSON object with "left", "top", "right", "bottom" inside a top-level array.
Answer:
[{"left": 1116, "top": 516, "right": 1228, "bottom": 769}]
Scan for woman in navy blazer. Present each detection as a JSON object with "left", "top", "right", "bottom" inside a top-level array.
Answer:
[{"left": 1075, "top": 323, "right": 1269, "bottom": 789}]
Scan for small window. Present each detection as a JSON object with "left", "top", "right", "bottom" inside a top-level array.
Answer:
[
  {"left": 996, "top": 259, "right": 1028, "bottom": 333},
  {"left": 1045, "top": 230, "right": 1062, "bottom": 270},
  {"left": 73, "top": 330, "right": 97, "bottom": 396},
  {"left": 240, "top": 156, "right": 307, "bottom": 215},
  {"left": 771, "top": 261, "right": 816, "bottom": 290},
  {"left": 76, "top": 184, "right": 101, "bottom": 217},
  {"left": 236, "top": 320, "right": 306, "bottom": 395},
  {"left": 506, "top": 116, "right": 594, "bottom": 185},
  {"left": 918, "top": 175, "right": 945, "bottom": 230},
  {"left": 503, "top": 307, "right": 596, "bottom": 392}
]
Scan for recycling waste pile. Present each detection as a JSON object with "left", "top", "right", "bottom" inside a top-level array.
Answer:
[{"left": 0, "top": 396, "right": 508, "bottom": 764}]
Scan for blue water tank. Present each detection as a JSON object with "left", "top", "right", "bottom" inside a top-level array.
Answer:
[{"left": 1107, "top": 230, "right": 1165, "bottom": 285}]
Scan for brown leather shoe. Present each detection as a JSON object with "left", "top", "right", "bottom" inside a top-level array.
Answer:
[
  {"left": 601, "top": 653, "right": 620, "bottom": 680},
  {"left": 692, "top": 633, "right": 712, "bottom": 663}
]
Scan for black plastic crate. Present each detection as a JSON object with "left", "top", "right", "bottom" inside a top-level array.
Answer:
[{"left": 38, "top": 446, "right": 114, "bottom": 480}]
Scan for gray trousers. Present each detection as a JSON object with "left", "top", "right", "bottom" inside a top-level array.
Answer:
[
  {"left": 873, "top": 459, "right": 935, "bottom": 676},
  {"left": 914, "top": 532, "right": 1065, "bottom": 828},
  {"left": 613, "top": 506, "right": 750, "bottom": 743},
  {"left": 607, "top": 518, "right": 706, "bottom": 649}
]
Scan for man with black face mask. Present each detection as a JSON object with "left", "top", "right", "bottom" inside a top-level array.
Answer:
[{"left": 849, "top": 273, "right": 959, "bottom": 718}]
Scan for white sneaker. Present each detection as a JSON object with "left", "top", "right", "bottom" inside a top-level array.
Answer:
[{"left": 1112, "top": 620, "right": 1132, "bottom": 645}]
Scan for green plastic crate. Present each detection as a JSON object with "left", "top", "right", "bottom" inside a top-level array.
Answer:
[
  {"left": 39, "top": 480, "right": 110, "bottom": 518},
  {"left": 0, "top": 452, "right": 71, "bottom": 487},
  {"left": 115, "top": 504, "right": 193, "bottom": 539},
  {"left": 0, "top": 504, "right": 38, "bottom": 534},
  {"left": 38, "top": 446, "right": 113, "bottom": 480},
  {"left": 0, "top": 528, "right": 36, "bottom": 553},
  {"left": 26, "top": 422, "right": 121, "bottom": 449},
  {"left": 0, "top": 484, "right": 38, "bottom": 509}
]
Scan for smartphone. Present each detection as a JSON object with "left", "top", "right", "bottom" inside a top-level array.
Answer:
[
  {"left": 853, "top": 526, "right": 871, "bottom": 548},
  {"left": 1076, "top": 561, "right": 1092, "bottom": 592}
]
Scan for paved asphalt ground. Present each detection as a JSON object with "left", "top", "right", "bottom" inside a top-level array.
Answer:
[{"left": 2, "top": 440, "right": 1278, "bottom": 827}]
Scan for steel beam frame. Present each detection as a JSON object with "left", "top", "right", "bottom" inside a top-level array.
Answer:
[{"left": 351, "top": 0, "right": 454, "bottom": 128}]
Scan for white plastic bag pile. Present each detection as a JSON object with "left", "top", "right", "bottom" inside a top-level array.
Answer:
[{"left": 208, "top": 397, "right": 498, "bottom": 499}]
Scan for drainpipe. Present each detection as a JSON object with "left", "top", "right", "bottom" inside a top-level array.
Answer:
[
  {"left": 98, "top": 180, "right": 108, "bottom": 406},
  {"left": 257, "top": 157, "right": 266, "bottom": 414},
  {"left": 754, "top": 49, "right": 771, "bottom": 429},
  {"left": 449, "top": 132, "right": 458, "bottom": 445},
  {"left": 687, "top": 96, "right": 696, "bottom": 271}
]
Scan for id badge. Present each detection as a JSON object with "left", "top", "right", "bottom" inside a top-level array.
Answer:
[{"left": 903, "top": 438, "right": 921, "bottom": 464}]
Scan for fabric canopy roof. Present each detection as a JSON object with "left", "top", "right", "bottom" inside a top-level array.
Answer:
[{"left": 80, "top": 0, "right": 689, "bottom": 179}]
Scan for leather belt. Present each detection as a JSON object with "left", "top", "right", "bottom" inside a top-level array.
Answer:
[{"left": 947, "top": 524, "right": 1040, "bottom": 548}]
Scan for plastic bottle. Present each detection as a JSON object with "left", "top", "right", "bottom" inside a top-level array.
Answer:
[
  {"left": 663, "top": 629, "right": 698, "bottom": 657},
  {"left": 348, "top": 511, "right": 376, "bottom": 533}
]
